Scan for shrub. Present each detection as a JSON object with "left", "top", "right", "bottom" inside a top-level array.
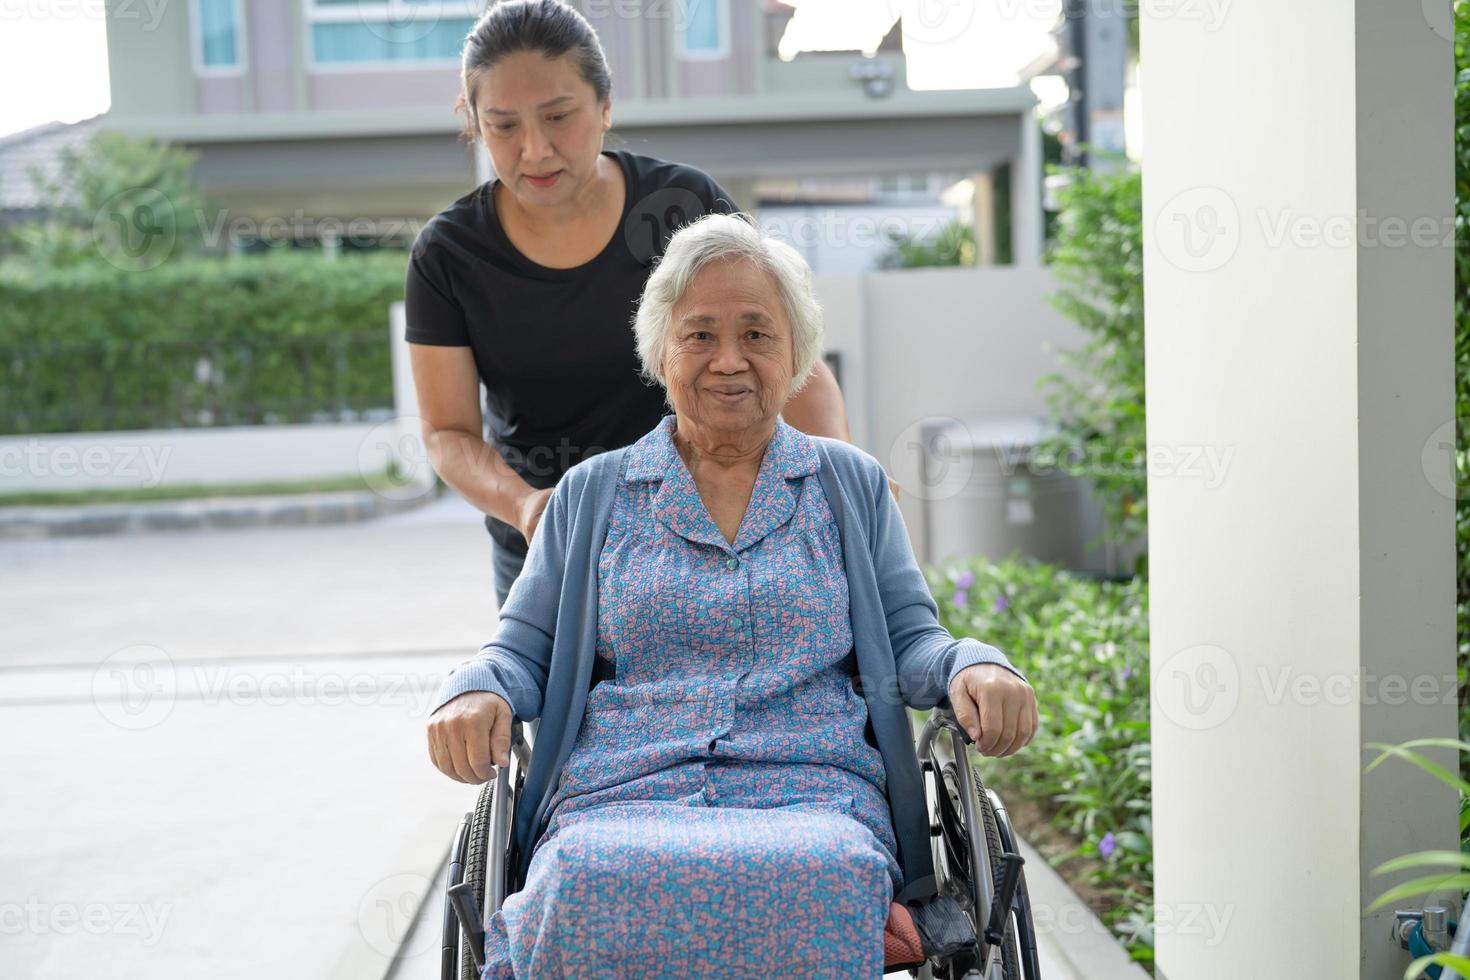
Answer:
[{"left": 0, "top": 250, "right": 407, "bottom": 434}]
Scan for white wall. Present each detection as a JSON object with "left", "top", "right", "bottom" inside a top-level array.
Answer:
[
  {"left": 813, "top": 264, "right": 1089, "bottom": 563},
  {"left": 0, "top": 422, "right": 388, "bottom": 493}
]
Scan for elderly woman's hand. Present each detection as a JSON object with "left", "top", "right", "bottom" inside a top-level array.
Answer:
[
  {"left": 948, "top": 664, "right": 1037, "bottom": 758},
  {"left": 428, "top": 690, "right": 513, "bottom": 782}
]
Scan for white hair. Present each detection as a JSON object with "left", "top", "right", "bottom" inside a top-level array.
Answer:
[{"left": 631, "top": 212, "right": 824, "bottom": 393}]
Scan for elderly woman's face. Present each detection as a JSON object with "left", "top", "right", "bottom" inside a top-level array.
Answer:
[{"left": 662, "top": 257, "right": 795, "bottom": 434}]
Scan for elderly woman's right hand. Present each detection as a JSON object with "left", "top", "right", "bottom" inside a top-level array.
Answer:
[{"left": 428, "top": 690, "right": 513, "bottom": 783}]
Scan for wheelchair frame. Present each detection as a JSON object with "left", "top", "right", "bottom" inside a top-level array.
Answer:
[{"left": 441, "top": 707, "right": 1042, "bottom": 980}]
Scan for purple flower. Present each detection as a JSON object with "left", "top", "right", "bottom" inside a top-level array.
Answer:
[
  {"left": 952, "top": 590, "right": 969, "bottom": 607},
  {"left": 1120, "top": 664, "right": 1132, "bottom": 681},
  {"left": 955, "top": 569, "right": 976, "bottom": 590},
  {"left": 1098, "top": 831, "right": 1117, "bottom": 859},
  {"left": 993, "top": 594, "right": 1009, "bottom": 613}
]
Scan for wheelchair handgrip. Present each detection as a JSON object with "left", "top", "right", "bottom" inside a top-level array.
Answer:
[{"left": 931, "top": 698, "right": 973, "bottom": 746}]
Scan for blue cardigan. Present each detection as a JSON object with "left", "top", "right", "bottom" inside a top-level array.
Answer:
[{"left": 430, "top": 434, "right": 1027, "bottom": 902}]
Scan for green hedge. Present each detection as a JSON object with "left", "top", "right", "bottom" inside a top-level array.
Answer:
[
  {"left": 0, "top": 251, "right": 408, "bottom": 434},
  {"left": 930, "top": 554, "right": 1155, "bottom": 966}
]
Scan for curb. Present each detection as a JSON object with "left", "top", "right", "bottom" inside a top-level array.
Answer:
[
  {"left": 331, "top": 810, "right": 456, "bottom": 980},
  {"left": 0, "top": 488, "right": 434, "bottom": 540},
  {"left": 1014, "top": 831, "right": 1152, "bottom": 980}
]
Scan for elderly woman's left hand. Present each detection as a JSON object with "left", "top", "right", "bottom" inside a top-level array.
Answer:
[{"left": 949, "top": 663, "right": 1037, "bottom": 758}]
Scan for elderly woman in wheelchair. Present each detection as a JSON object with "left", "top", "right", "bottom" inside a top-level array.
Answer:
[{"left": 427, "top": 212, "right": 1039, "bottom": 978}]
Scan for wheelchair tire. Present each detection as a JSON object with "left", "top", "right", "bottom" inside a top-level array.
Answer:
[
  {"left": 934, "top": 758, "right": 1022, "bottom": 980},
  {"left": 969, "top": 763, "right": 1023, "bottom": 980},
  {"left": 459, "top": 781, "right": 496, "bottom": 980}
]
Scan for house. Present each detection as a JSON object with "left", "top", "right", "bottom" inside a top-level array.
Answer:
[
  {"left": 102, "top": 0, "right": 1043, "bottom": 263},
  {"left": 0, "top": 114, "right": 109, "bottom": 226}
]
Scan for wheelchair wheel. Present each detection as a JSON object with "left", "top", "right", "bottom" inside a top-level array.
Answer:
[
  {"left": 933, "top": 758, "right": 1022, "bottom": 980},
  {"left": 458, "top": 781, "right": 495, "bottom": 980},
  {"left": 445, "top": 722, "right": 528, "bottom": 980}
]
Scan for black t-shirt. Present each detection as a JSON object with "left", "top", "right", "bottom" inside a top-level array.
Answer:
[{"left": 404, "top": 148, "right": 737, "bottom": 556}]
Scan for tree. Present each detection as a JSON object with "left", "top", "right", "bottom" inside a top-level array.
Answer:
[{"left": 13, "top": 131, "right": 208, "bottom": 271}]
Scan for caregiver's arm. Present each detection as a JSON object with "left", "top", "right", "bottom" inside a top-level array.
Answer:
[
  {"left": 865, "top": 457, "right": 1037, "bottom": 757},
  {"left": 409, "top": 344, "right": 553, "bottom": 544},
  {"left": 784, "top": 359, "right": 902, "bottom": 501},
  {"left": 426, "top": 478, "right": 571, "bottom": 783},
  {"left": 782, "top": 358, "right": 851, "bottom": 441}
]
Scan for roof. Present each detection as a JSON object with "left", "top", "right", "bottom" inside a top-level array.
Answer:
[
  {"left": 107, "top": 87, "right": 1037, "bottom": 144},
  {"left": 0, "top": 114, "right": 109, "bottom": 211}
]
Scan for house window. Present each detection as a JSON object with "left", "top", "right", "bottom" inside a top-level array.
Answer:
[
  {"left": 308, "top": 1, "right": 483, "bottom": 68},
  {"left": 677, "top": 0, "right": 729, "bottom": 60},
  {"left": 193, "top": 0, "right": 243, "bottom": 73}
]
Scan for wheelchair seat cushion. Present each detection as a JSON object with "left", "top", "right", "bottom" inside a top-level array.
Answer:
[{"left": 883, "top": 901, "right": 925, "bottom": 966}]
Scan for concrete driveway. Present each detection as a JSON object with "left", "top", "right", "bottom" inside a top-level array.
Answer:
[{"left": 0, "top": 492, "right": 495, "bottom": 980}]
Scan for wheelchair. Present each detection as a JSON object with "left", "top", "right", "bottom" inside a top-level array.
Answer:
[{"left": 440, "top": 703, "right": 1042, "bottom": 979}]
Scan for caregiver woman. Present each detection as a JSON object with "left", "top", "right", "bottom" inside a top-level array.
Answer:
[{"left": 406, "top": 0, "right": 852, "bottom": 605}]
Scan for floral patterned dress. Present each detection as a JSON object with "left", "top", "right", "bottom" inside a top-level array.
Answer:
[{"left": 480, "top": 415, "right": 902, "bottom": 978}]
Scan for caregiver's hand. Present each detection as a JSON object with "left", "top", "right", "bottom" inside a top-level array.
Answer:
[
  {"left": 427, "top": 690, "right": 513, "bottom": 783},
  {"left": 517, "top": 486, "right": 555, "bottom": 546},
  {"left": 949, "top": 663, "right": 1037, "bottom": 758}
]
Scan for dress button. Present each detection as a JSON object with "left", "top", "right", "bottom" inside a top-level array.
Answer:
[{"left": 725, "top": 557, "right": 739, "bottom": 570}]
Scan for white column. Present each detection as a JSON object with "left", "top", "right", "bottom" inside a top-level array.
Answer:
[
  {"left": 1010, "top": 108, "right": 1043, "bottom": 266},
  {"left": 474, "top": 141, "right": 493, "bottom": 185},
  {"left": 1142, "top": 3, "right": 1456, "bottom": 978}
]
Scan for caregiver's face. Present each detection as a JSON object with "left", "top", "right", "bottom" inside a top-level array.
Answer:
[
  {"left": 662, "top": 257, "right": 796, "bottom": 435},
  {"left": 472, "top": 51, "right": 610, "bottom": 208}
]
